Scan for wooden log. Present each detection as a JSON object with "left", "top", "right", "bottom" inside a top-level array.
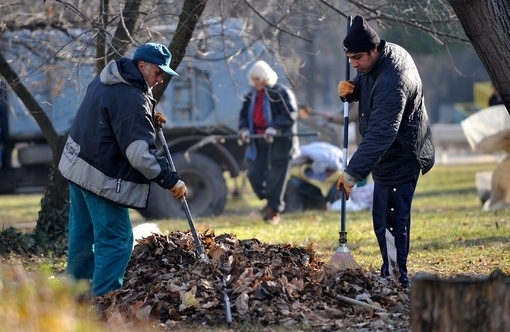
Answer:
[
  {"left": 411, "top": 269, "right": 510, "bottom": 332},
  {"left": 336, "top": 294, "right": 386, "bottom": 312}
]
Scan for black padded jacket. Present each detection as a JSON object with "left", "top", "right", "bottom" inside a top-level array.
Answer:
[{"left": 344, "top": 40, "right": 435, "bottom": 185}]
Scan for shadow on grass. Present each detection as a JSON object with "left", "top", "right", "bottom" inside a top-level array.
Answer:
[
  {"left": 415, "top": 187, "right": 477, "bottom": 198},
  {"left": 413, "top": 235, "right": 510, "bottom": 252}
]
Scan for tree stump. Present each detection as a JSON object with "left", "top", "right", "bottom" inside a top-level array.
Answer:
[{"left": 411, "top": 269, "right": 510, "bottom": 331}]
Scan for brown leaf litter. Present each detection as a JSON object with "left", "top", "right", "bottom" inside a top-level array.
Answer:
[{"left": 97, "top": 230, "right": 410, "bottom": 330}]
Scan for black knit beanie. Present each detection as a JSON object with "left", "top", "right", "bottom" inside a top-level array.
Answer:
[{"left": 343, "top": 15, "right": 380, "bottom": 52}]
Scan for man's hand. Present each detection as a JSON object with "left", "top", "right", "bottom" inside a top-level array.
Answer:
[
  {"left": 170, "top": 180, "right": 187, "bottom": 199},
  {"left": 237, "top": 128, "right": 250, "bottom": 145},
  {"left": 264, "top": 127, "right": 278, "bottom": 143},
  {"left": 336, "top": 172, "right": 357, "bottom": 200},
  {"left": 338, "top": 80, "right": 355, "bottom": 98},
  {"left": 155, "top": 112, "right": 167, "bottom": 128}
]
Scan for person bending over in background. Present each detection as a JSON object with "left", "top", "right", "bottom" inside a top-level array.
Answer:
[
  {"left": 238, "top": 60, "right": 299, "bottom": 224},
  {"left": 336, "top": 15, "right": 435, "bottom": 288},
  {"left": 59, "top": 43, "right": 187, "bottom": 297}
]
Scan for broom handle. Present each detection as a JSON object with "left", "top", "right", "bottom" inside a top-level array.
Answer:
[
  {"left": 157, "top": 128, "right": 207, "bottom": 261},
  {"left": 340, "top": 16, "right": 352, "bottom": 244}
]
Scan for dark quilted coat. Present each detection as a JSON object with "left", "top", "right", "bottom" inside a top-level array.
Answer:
[{"left": 345, "top": 40, "right": 435, "bottom": 185}]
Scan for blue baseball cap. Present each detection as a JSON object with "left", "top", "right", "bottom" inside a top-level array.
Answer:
[{"left": 134, "top": 43, "right": 178, "bottom": 76}]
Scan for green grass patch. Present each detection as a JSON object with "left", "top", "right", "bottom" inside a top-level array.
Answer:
[{"left": 0, "top": 194, "right": 42, "bottom": 225}]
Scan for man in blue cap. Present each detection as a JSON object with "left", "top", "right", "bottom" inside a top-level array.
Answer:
[
  {"left": 59, "top": 43, "right": 186, "bottom": 297},
  {"left": 336, "top": 16, "right": 435, "bottom": 288}
]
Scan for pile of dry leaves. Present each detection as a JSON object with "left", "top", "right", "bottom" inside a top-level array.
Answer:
[{"left": 97, "top": 230, "right": 410, "bottom": 330}]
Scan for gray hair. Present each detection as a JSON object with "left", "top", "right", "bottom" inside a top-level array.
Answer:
[{"left": 247, "top": 60, "right": 278, "bottom": 87}]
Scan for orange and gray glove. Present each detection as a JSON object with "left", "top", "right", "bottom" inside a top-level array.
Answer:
[
  {"left": 237, "top": 128, "right": 250, "bottom": 145},
  {"left": 155, "top": 112, "right": 167, "bottom": 128},
  {"left": 264, "top": 127, "right": 278, "bottom": 143},
  {"left": 336, "top": 172, "right": 357, "bottom": 200},
  {"left": 170, "top": 180, "right": 187, "bottom": 199},
  {"left": 338, "top": 80, "right": 355, "bottom": 98}
]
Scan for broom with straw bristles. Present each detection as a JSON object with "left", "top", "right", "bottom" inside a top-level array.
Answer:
[{"left": 329, "top": 16, "right": 358, "bottom": 270}]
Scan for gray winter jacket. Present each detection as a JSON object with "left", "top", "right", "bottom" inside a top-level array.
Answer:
[
  {"left": 59, "top": 58, "right": 180, "bottom": 208},
  {"left": 345, "top": 41, "right": 435, "bottom": 185}
]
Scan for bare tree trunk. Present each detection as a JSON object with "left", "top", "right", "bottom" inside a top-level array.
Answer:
[
  {"left": 448, "top": 0, "right": 510, "bottom": 112},
  {"left": 152, "top": 0, "right": 208, "bottom": 100},
  {"left": 107, "top": 0, "right": 143, "bottom": 62},
  {"left": 34, "top": 135, "right": 69, "bottom": 254},
  {"left": 411, "top": 269, "right": 510, "bottom": 331}
]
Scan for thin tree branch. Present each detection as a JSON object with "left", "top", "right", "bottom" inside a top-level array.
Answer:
[{"left": 241, "top": 0, "right": 312, "bottom": 42}]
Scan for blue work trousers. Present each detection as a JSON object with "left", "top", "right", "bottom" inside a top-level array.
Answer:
[
  {"left": 372, "top": 178, "right": 418, "bottom": 285},
  {"left": 67, "top": 182, "right": 133, "bottom": 296}
]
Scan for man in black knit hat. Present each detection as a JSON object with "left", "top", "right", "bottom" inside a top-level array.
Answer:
[{"left": 336, "top": 15, "right": 435, "bottom": 288}]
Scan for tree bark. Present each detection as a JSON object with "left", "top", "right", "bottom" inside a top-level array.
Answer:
[
  {"left": 34, "top": 135, "right": 69, "bottom": 254},
  {"left": 108, "top": 0, "right": 143, "bottom": 63},
  {"left": 152, "top": 0, "right": 208, "bottom": 101},
  {"left": 411, "top": 269, "right": 510, "bottom": 331},
  {"left": 448, "top": 0, "right": 510, "bottom": 112}
]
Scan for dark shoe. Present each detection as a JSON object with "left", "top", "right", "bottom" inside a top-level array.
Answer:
[
  {"left": 263, "top": 207, "right": 280, "bottom": 224},
  {"left": 399, "top": 276, "right": 410, "bottom": 289}
]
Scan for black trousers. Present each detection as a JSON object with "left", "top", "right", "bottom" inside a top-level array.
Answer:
[
  {"left": 247, "top": 140, "right": 291, "bottom": 212},
  {"left": 372, "top": 177, "right": 418, "bottom": 284}
]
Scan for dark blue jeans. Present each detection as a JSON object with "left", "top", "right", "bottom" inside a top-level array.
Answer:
[
  {"left": 372, "top": 177, "right": 418, "bottom": 285},
  {"left": 67, "top": 182, "right": 133, "bottom": 296}
]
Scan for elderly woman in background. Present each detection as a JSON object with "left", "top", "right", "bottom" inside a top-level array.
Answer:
[{"left": 238, "top": 60, "right": 299, "bottom": 224}]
